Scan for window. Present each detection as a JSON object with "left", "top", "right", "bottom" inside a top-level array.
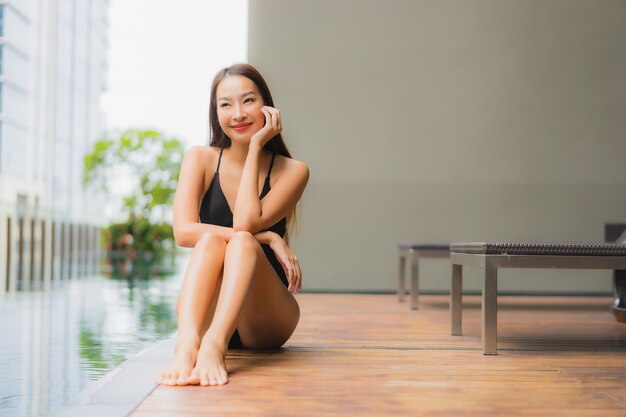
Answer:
[{"left": 1, "top": 122, "right": 27, "bottom": 177}]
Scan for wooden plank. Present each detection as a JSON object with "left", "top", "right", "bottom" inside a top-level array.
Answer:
[{"left": 132, "top": 294, "right": 626, "bottom": 417}]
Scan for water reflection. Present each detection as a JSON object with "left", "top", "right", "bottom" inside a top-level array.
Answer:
[{"left": 0, "top": 257, "right": 182, "bottom": 417}]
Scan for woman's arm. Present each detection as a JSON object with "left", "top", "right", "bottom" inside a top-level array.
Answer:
[
  {"left": 232, "top": 107, "right": 309, "bottom": 233},
  {"left": 253, "top": 230, "right": 279, "bottom": 245},
  {"left": 232, "top": 142, "right": 263, "bottom": 230},
  {"left": 253, "top": 230, "right": 302, "bottom": 293},
  {"left": 173, "top": 146, "right": 234, "bottom": 247}
]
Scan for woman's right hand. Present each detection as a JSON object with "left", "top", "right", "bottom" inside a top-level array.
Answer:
[
  {"left": 250, "top": 106, "right": 282, "bottom": 149},
  {"left": 269, "top": 235, "right": 302, "bottom": 294}
]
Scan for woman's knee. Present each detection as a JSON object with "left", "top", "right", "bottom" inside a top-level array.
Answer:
[
  {"left": 195, "top": 232, "right": 227, "bottom": 252},
  {"left": 227, "top": 231, "right": 259, "bottom": 253}
]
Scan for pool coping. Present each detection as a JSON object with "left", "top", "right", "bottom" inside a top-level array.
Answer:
[{"left": 50, "top": 336, "right": 176, "bottom": 417}]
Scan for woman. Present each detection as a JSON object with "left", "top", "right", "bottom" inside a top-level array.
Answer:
[{"left": 156, "top": 63, "right": 309, "bottom": 386}]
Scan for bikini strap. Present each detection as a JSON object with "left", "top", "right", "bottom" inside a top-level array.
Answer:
[
  {"left": 216, "top": 148, "right": 224, "bottom": 173},
  {"left": 267, "top": 152, "right": 276, "bottom": 179}
]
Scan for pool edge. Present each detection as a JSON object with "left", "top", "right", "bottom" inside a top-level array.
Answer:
[{"left": 49, "top": 336, "right": 175, "bottom": 417}]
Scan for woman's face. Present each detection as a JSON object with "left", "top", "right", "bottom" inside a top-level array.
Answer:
[{"left": 216, "top": 75, "right": 265, "bottom": 144}]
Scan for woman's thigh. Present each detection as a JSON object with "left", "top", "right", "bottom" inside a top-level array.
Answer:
[{"left": 235, "top": 242, "right": 300, "bottom": 349}]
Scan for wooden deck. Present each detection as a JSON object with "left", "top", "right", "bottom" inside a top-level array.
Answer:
[{"left": 132, "top": 294, "right": 626, "bottom": 416}]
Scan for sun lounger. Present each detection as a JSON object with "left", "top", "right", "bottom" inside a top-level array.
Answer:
[
  {"left": 398, "top": 243, "right": 450, "bottom": 309},
  {"left": 449, "top": 242, "right": 626, "bottom": 354}
]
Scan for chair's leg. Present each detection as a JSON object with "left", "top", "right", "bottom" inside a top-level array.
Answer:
[
  {"left": 398, "top": 250, "right": 406, "bottom": 302},
  {"left": 482, "top": 262, "right": 498, "bottom": 355},
  {"left": 612, "top": 269, "right": 626, "bottom": 322},
  {"left": 410, "top": 249, "right": 419, "bottom": 310},
  {"left": 451, "top": 263, "right": 462, "bottom": 335}
]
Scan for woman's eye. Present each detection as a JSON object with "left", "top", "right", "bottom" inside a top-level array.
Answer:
[
  {"left": 219, "top": 103, "right": 230, "bottom": 108},
  {"left": 244, "top": 98, "right": 255, "bottom": 103}
]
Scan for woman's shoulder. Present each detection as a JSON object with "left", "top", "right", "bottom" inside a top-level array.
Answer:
[
  {"left": 274, "top": 154, "right": 309, "bottom": 181},
  {"left": 185, "top": 145, "right": 220, "bottom": 158},
  {"left": 183, "top": 145, "right": 220, "bottom": 169},
  {"left": 181, "top": 146, "right": 221, "bottom": 191}
]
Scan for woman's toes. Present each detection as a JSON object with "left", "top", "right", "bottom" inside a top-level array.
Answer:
[
  {"left": 211, "top": 369, "right": 226, "bottom": 386},
  {"left": 188, "top": 370, "right": 200, "bottom": 385},
  {"left": 217, "top": 371, "right": 228, "bottom": 385},
  {"left": 200, "top": 371, "right": 210, "bottom": 386},
  {"left": 165, "top": 372, "right": 176, "bottom": 386}
]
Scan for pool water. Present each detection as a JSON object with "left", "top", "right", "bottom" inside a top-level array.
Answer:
[{"left": 0, "top": 260, "right": 183, "bottom": 417}]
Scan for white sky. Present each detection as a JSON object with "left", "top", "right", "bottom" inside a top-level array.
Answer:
[{"left": 101, "top": 0, "right": 248, "bottom": 148}]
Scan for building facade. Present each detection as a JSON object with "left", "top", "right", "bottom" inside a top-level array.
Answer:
[{"left": 0, "top": 0, "right": 109, "bottom": 290}]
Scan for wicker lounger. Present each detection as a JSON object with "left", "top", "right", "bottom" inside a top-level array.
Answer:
[
  {"left": 398, "top": 243, "right": 450, "bottom": 309},
  {"left": 449, "top": 242, "right": 626, "bottom": 355}
]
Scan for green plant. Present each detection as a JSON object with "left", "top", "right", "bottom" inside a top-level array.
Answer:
[
  {"left": 83, "top": 129, "right": 184, "bottom": 221},
  {"left": 83, "top": 129, "right": 184, "bottom": 258}
]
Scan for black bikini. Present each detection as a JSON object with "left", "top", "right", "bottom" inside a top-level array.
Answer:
[{"left": 198, "top": 148, "right": 288, "bottom": 348}]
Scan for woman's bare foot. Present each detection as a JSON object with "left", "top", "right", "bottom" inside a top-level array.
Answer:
[
  {"left": 189, "top": 335, "right": 229, "bottom": 386},
  {"left": 156, "top": 335, "right": 200, "bottom": 386}
]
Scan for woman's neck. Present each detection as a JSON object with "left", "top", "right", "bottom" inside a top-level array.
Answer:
[{"left": 226, "top": 142, "right": 250, "bottom": 167}]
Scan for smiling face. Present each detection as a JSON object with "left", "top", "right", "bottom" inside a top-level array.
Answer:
[{"left": 215, "top": 75, "right": 265, "bottom": 145}]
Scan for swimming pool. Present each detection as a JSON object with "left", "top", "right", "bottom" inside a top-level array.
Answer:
[{"left": 0, "top": 261, "right": 182, "bottom": 417}]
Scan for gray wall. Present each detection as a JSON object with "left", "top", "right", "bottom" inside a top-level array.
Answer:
[{"left": 248, "top": 0, "right": 626, "bottom": 293}]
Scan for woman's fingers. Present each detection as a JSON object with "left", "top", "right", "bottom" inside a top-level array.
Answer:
[
  {"left": 273, "top": 109, "right": 281, "bottom": 131},
  {"left": 296, "top": 261, "right": 303, "bottom": 292},
  {"left": 286, "top": 258, "right": 297, "bottom": 293},
  {"left": 262, "top": 106, "right": 281, "bottom": 132},
  {"left": 287, "top": 264, "right": 294, "bottom": 287},
  {"left": 296, "top": 267, "right": 302, "bottom": 292},
  {"left": 290, "top": 257, "right": 302, "bottom": 294},
  {"left": 272, "top": 242, "right": 300, "bottom": 294},
  {"left": 279, "top": 253, "right": 295, "bottom": 292},
  {"left": 253, "top": 107, "right": 282, "bottom": 147},
  {"left": 261, "top": 107, "right": 271, "bottom": 130}
]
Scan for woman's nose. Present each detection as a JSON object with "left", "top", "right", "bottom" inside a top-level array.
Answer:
[{"left": 233, "top": 104, "right": 246, "bottom": 120}]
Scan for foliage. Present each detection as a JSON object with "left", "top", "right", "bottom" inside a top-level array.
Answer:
[
  {"left": 103, "top": 217, "right": 174, "bottom": 254},
  {"left": 83, "top": 128, "right": 184, "bottom": 221},
  {"left": 83, "top": 129, "right": 185, "bottom": 259}
]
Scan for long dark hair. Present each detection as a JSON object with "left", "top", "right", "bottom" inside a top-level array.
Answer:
[
  {"left": 209, "top": 63, "right": 291, "bottom": 159},
  {"left": 208, "top": 64, "right": 298, "bottom": 240}
]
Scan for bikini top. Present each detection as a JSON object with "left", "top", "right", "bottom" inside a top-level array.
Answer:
[{"left": 198, "top": 148, "right": 287, "bottom": 237}]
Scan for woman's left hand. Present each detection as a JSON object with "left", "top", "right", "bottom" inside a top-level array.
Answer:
[
  {"left": 251, "top": 106, "right": 282, "bottom": 148},
  {"left": 269, "top": 234, "right": 302, "bottom": 294}
]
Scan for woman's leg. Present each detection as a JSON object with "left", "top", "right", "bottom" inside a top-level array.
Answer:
[
  {"left": 190, "top": 231, "right": 300, "bottom": 386},
  {"left": 156, "top": 232, "right": 226, "bottom": 386}
]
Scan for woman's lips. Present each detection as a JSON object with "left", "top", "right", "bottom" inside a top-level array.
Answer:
[{"left": 231, "top": 122, "right": 253, "bottom": 132}]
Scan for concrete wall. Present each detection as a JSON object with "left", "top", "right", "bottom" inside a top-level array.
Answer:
[{"left": 248, "top": 0, "right": 626, "bottom": 293}]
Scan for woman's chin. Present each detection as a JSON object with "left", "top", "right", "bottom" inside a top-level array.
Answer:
[
  {"left": 227, "top": 130, "right": 262, "bottom": 146},
  {"left": 229, "top": 135, "right": 252, "bottom": 146}
]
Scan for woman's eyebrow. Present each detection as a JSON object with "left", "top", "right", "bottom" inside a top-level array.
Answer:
[{"left": 217, "top": 91, "right": 257, "bottom": 101}]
